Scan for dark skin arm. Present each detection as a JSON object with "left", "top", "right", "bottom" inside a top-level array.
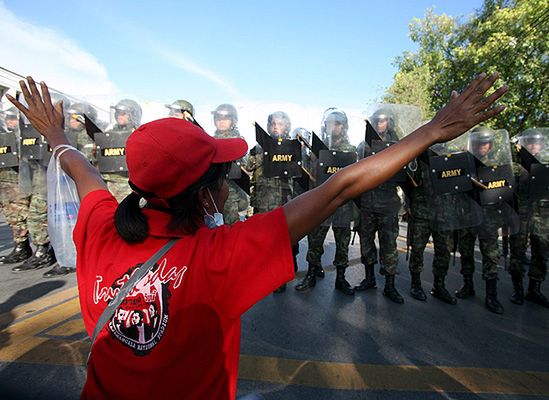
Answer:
[
  {"left": 283, "top": 72, "right": 507, "bottom": 246},
  {"left": 7, "top": 77, "right": 107, "bottom": 200}
]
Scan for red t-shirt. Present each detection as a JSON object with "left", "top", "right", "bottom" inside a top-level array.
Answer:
[{"left": 74, "top": 190, "right": 294, "bottom": 400}]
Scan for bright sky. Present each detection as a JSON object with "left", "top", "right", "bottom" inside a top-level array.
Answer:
[{"left": 0, "top": 0, "right": 482, "bottom": 144}]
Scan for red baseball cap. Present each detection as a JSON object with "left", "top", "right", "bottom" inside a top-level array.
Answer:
[{"left": 126, "top": 118, "right": 247, "bottom": 199}]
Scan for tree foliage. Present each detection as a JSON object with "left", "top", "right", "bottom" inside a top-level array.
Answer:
[{"left": 384, "top": 0, "right": 549, "bottom": 133}]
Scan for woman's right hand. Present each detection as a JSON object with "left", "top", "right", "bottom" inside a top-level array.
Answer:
[
  {"left": 8, "top": 76, "right": 107, "bottom": 200},
  {"left": 428, "top": 72, "right": 508, "bottom": 143},
  {"left": 6, "top": 76, "right": 68, "bottom": 149}
]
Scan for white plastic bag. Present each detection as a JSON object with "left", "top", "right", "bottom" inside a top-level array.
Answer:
[{"left": 47, "top": 145, "right": 81, "bottom": 268}]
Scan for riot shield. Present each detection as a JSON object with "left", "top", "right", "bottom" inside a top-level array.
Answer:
[
  {"left": 19, "top": 119, "right": 50, "bottom": 163},
  {"left": 364, "top": 103, "right": 423, "bottom": 142},
  {"left": 0, "top": 130, "right": 19, "bottom": 169},
  {"left": 428, "top": 151, "right": 477, "bottom": 195},
  {"left": 95, "top": 128, "right": 132, "bottom": 173},
  {"left": 228, "top": 160, "right": 251, "bottom": 195},
  {"left": 316, "top": 149, "right": 357, "bottom": 185},
  {"left": 255, "top": 123, "right": 302, "bottom": 179},
  {"left": 517, "top": 127, "right": 549, "bottom": 199},
  {"left": 416, "top": 158, "right": 482, "bottom": 232}
]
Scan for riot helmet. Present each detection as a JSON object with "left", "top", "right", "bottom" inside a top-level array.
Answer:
[
  {"left": 3, "top": 107, "right": 19, "bottom": 132},
  {"left": 212, "top": 104, "right": 238, "bottom": 131},
  {"left": 518, "top": 128, "right": 544, "bottom": 156},
  {"left": 66, "top": 102, "right": 98, "bottom": 130},
  {"left": 112, "top": 99, "right": 142, "bottom": 128},
  {"left": 321, "top": 107, "right": 349, "bottom": 148},
  {"left": 468, "top": 126, "right": 495, "bottom": 158},
  {"left": 370, "top": 108, "right": 395, "bottom": 137},
  {"left": 267, "top": 111, "right": 291, "bottom": 139},
  {"left": 166, "top": 100, "right": 194, "bottom": 120},
  {"left": 291, "top": 127, "right": 311, "bottom": 144},
  {"left": 291, "top": 127, "right": 311, "bottom": 155}
]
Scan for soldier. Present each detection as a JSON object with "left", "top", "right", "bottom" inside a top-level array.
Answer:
[
  {"left": 211, "top": 104, "right": 248, "bottom": 224},
  {"left": 406, "top": 147, "right": 457, "bottom": 305},
  {"left": 356, "top": 109, "right": 404, "bottom": 303},
  {"left": 0, "top": 107, "right": 32, "bottom": 265},
  {"left": 99, "top": 99, "right": 142, "bottom": 203},
  {"left": 65, "top": 102, "right": 97, "bottom": 163},
  {"left": 247, "top": 111, "right": 296, "bottom": 292},
  {"left": 166, "top": 100, "right": 194, "bottom": 122},
  {"left": 509, "top": 128, "right": 549, "bottom": 307},
  {"left": 10, "top": 94, "right": 69, "bottom": 272},
  {"left": 456, "top": 126, "right": 505, "bottom": 314},
  {"left": 296, "top": 108, "right": 357, "bottom": 295}
]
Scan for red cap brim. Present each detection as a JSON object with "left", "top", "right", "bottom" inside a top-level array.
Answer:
[{"left": 212, "top": 137, "right": 248, "bottom": 163}]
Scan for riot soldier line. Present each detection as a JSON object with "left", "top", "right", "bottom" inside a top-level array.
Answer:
[{"left": 0, "top": 95, "right": 547, "bottom": 315}]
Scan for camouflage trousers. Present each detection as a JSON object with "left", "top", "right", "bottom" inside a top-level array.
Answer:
[
  {"left": 306, "top": 225, "right": 351, "bottom": 269},
  {"left": 0, "top": 179, "right": 30, "bottom": 244},
  {"left": 102, "top": 173, "right": 131, "bottom": 203},
  {"left": 223, "top": 180, "right": 248, "bottom": 225},
  {"left": 359, "top": 209, "right": 399, "bottom": 275},
  {"left": 508, "top": 203, "right": 530, "bottom": 278},
  {"left": 530, "top": 204, "right": 549, "bottom": 281},
  {"left": 458, "top": 227, "right": 499, "bottom": 280},
  {"left": 509, "top": 203, "right": 549, "bottom": 281},
  {"left": 408, "top": 215, "right": 452, "bottom": 276},
  {"left": 28, "top": 193, "right": 49, "bottom": 245}
]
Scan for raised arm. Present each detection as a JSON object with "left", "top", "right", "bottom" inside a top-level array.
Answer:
[
  {"left": 7, "top": 77, "right": 107, "bottom": 200},
  {"left": 284, "top": 72, "right": 508, "bottom": 246}
]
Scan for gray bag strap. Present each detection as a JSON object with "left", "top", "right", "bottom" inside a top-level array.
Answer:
[{"left": 87, "top": 239, "right": 178, "bottom": 363}]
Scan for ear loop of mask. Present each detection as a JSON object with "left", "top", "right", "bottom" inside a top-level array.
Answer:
[{"left": 203, "top": 188, "right": 224, "bottom": 228}]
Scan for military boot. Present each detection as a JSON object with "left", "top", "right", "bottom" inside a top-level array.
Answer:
[
  {"left": 335, "top": 267, "right": 354, "bottom": 296},
  {"left": 0, "top": 239, "right": 32, "bottom": 265},
  {"left": 315, "top": 265, "right": 325, "bottom": 279},
  {"left": 355, "top": 264, "right": 376, "bottom": 291},
  {"left": 295, "top": 264, "right": 318, "bottom": 292},
  {"left": 509, "top": 275, "right": 524, "bottom": 305},
  {"left": 525, "top": 279, "right": 549, "bottom": 308},
  {"left": 455, "top": 274, "right": 475, "bottom": 299},
  {"left": 383, "top": 275, "right": 404, "bottom": 304},
  {"left": 430, "top": 275, "right": 457, "bottom": 305},
  {"left": 12, "top": 244, "right": 56, "bottom": 272},
  {"left": 409, "top": 272, "right": 427, "bottom": 301},
  {"left": 485, "top": 279, "right": 504, "bottom": 314},
  {"left": 43, "top": 265, "right": 75, "bottom": 278}
]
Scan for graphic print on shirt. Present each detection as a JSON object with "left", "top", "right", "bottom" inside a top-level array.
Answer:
[{"left": 99, "top": 258, "right": 187, "bottom": 356}]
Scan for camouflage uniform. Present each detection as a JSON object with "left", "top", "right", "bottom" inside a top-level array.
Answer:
[
  {"left": 0, "top": 124, "right": 30, "bottom": 245},
  {"left": 357, "top": 136, "right": 401, "bottom": 276},
  {"left": 0, "top": 169, "right": 30, "bottom": 243},
  {"left": 306, "top": 141, "right": 358, "bottom": 270},
  {"left": 408, "top": 161, "right": 452, "bottom": 277},
  {"left": 458, "top": 152, "right": 502, "bottom": 281},
  {"left": 214, "top": 128, "right": 248, "bottom": 224},
  {"left": 247, "top": 147, "right": 293, "bottom": 214},
  {"left": 26, "top": 160, "right": 50, "bottom": 246},
  {"left": 508, "top": 136, "right": 549, "bottom": 307}
]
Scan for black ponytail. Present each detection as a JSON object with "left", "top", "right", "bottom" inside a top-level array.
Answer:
[
  {"left": 114, "top": 162, "right": 231, "bottom": 243},
  {"left": 114, "top": 191, "right": 149, "bottom": 244}
]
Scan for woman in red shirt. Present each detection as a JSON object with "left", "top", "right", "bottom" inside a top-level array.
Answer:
[{"left": 8, "top": 74, "right": 506, "bottom": 400}]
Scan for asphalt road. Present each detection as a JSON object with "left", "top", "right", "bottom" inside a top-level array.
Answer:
[{"left": 0, "top": 216, "right": 548, "bottom": 400}]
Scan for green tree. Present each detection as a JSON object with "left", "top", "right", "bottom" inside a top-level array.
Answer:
[{"left": 386, "top": 0, "right": 549, "bottom": 133}]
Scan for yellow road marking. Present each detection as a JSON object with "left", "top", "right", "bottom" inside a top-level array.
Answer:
[
  {"left": 239, "top": 355, "right": 549, "bottom": 395},
  {"left": 1, "top": 287, "right": 548, "bottom": 396},
  {"left": 0, "top": 286, "right": 78, "bottom": 327}
]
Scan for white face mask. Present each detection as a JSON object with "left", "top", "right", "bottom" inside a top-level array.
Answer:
[{"left": 203, "top": 188, "right": 224, "bottom": 228}]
